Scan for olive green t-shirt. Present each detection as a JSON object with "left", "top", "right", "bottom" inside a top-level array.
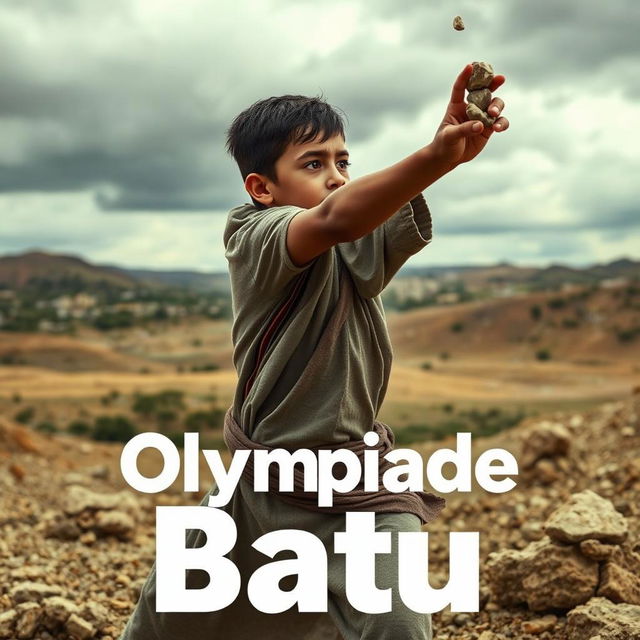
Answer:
[{"left": 223, "top": 194, "right": 433, "bottom": 449}]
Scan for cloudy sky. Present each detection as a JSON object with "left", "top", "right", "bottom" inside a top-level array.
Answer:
[{"left": 1, "top": 0, "right": 638, "bottom": 272}]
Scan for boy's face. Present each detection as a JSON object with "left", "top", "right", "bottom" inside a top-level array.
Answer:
[{"left": 246, "top": 131, "right": 351, "bottom": 209}]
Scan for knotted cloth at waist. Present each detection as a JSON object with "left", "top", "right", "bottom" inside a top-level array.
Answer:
[{"left": 223, "top": 408, "right": 446, "bottom": 526}]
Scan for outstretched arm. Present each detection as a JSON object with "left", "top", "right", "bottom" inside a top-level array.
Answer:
[{"left": 286, "top": 63, "right": 509, "bottom": 266}]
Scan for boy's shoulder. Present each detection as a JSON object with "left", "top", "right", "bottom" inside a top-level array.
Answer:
[{"left": 223, "top": 202, "right": 305, "bottom": 249}]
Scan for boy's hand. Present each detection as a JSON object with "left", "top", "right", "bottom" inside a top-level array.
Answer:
[{"left": 430, "top": 64, "right": 509, "bottom": 170}]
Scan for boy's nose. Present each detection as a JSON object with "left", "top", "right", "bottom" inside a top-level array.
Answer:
[{"left": 327, "top": 172, "right": 346, "bottom": 189}]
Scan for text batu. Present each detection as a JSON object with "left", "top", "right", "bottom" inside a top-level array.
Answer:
[{"left": 120, "top": 431, "right": 519, "bottom": 614}]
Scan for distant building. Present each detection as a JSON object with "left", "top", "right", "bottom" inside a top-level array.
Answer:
[
  {"left": 52, "top": 293, "right": 98, "bottom": 318},
  {"left": 436, "top": 292, "right": 460, "bottom": 305},
  {"left": 600, "top": 277, "right": 629, "bottom": 289}
]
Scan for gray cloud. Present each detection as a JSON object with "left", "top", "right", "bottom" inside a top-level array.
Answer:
[{"left": 1, "top": 0, "right": 639, "bottom": 269}]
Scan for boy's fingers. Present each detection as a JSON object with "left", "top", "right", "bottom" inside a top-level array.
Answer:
[
  {"left": 489, "top": 74, "right": 506, "bottom": 93},
  {"left": 450, "top": 64, "right": 472, "bottom": 104},
  {"left": 488, "top": 97, "right": 505, "bottom": 117},
  {"left": 443, "top": 119, "right": 484, "bottom": 143},
  {"left": 492, "top": 116, "right": 509, "bottom": 132}
]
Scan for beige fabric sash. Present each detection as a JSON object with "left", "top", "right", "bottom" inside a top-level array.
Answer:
[{"left": 223, "top": 408, "right": 446, "bottom": 526}]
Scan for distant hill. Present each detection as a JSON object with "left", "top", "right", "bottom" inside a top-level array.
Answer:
[
  {"left": 1, "top": 250, "right": 637, "bottom": 295},
  {"left": 0, "top": 251, "right": 228, "bottom": 293},
  {"left": 402, "top": 258, "right": 640, "bottom": 290},
  {"left": 117, "top": 268, "right": 229, "bottom": 294},
  {"left": 0, "top": 251, "right": 137, "bottom": 289}
]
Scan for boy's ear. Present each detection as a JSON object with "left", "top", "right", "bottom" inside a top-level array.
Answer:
[{"left": 244, "top": 173, "right": 274, "bottom": 207}]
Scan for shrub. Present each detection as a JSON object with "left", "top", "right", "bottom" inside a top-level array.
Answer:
[
  {"left": 68, "top": 420, "right": 91, "bottom": 436},
  {"left": 441, "top": 403, "right": 454, "bottom": 414},
  {"left": 35, "top": 420, "right": 58, "bottom": 434},
  {"left": 92, "top": 415, "right": 136, "bottom": 442},
  {"left": 12, "top": 392, "right": 22, "bottom": 404},
  {"left": 530, "top": 305, "right": 543, "bottom": 321},
  {"left": 93, "top": 310, "right": 135, "bottom": 331},
  {"left": 157, "top": 410, "right": 178, "bottom": 428},
  {"left": 439, "top": 352, "right": 450, "bottom": 361},
  {"left": 536, "top": 349, "right": 551, "bottom": 361},
  {"left": 184, "top": 409, "right": 225, "bottom": 431},
  {"left": 450, "top": 322, "right": 465, "bottom": 333},
  {"left": 14, "top": 406, "right": 35, "bottom": 424},
  {"left": 166, "top": 431, "right": 185, "bottom": 449},
  {"left": 547, "top": 297, "right": 566, "bottom": 310},
  {"left": 562, "top": 318, "right": 579, "bottom": 329},
  {"left": 191, "top": 363, "right": 219, "bottom": 372},
  {"left": 615, "top": 327, "right": 639, "bottom": 343},
  {"left": 421, "top": 362, "right": 433, "bottom": 371},
  {"left": 132, "top": 390, "right": 185, "bottom": 417}
]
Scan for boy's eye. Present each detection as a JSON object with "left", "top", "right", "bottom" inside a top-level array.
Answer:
[{"left": 305, "top": 160, "right": 352, "bottom": 170}]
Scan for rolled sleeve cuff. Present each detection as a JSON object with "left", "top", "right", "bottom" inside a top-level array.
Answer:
[{"left": 387, "top": 192, "right": 433, "bottom": 255}]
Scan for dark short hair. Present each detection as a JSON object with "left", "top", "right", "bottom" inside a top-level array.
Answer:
[{"left": 225, "top": 94, "right": 347, "bottom": 208}]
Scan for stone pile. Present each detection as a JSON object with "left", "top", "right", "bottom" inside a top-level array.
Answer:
[
  {"left": 40, "top": 485, "right": 139, "bottom": 543},
  {"left": 466, "top": 62, "right": 496, "bottom": 128},
  {"left": 486, "top": 489, "right": 640, "bottom": 639},
  {"left": 1, "top": 392, "right": 639, "bottom": 639}
]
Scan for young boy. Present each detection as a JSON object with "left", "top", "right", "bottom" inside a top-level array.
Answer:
[{"left": 119, "top": 63, "right": 508, "bottom": 640}]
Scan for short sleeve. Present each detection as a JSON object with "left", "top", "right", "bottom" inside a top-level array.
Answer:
[
  {"left": 335, "top": 193, "right": 433, "bottom": 299},
  {"left": 224, "top": 204, "right": 316, "bottom": 295}
]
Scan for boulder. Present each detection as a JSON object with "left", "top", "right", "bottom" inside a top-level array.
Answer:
[
  {"left": 567, "top": 597, "right": 640, "bottom": 639},
  {"left": 486, "top": 537, "right": 599, "bottom": 611},
  {"left": 520, "top": 421, "right": 571, "bottom": 469},
  {"left": 545, "top": 490, "right": 628, "bottom": 544},
  {"left": 63, "top": 485, "right": 138, "bottom": 516}
]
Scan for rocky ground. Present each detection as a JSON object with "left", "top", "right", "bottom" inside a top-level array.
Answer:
[{"left": 1, "top": 389, "right": 639, "bottom": 640}]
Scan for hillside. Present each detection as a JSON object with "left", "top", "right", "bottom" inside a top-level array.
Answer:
[
  {"left": 0, "top": 252, "right": 136, "bottom": 290},
  {"left": 388, "top": 282, "right": 640, "bottom": 364},
  {"left": 1, "top": 390, "right": 638, "bottom": 639}
]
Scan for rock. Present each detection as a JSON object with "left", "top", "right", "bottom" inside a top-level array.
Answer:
[
  {"left": 534, "top": 458, "right": 560, "bottom": 484},
  {"left": 598, "top": 562, "right": 640, "bottom": 605},
  {"left": 486, "top": 537, "right": 598, "bottom": 611},
  {"left": 10, "top": 581, "right": 63, "bottom": 603},
  {"left": 43, "top": 514, "right": 82, "bottom": 540},
  {"left": 63, "top": 485, "right": 138, "bottom": 516},
  {"left": 42, "top": 596, "right": 79, "bottom": 628},
  {"left": 467, "top": 88, "right": 492, "bottom": 111},
  {"left": 0, "top": 610, "right": 17, "bottom": 639},
  {"left": 79, "top": 601, "right": 110, "bottom": 633},
  {"left": 544, "top": 490, "right": 628, "bottom": 544},
  {"left": 467, "top": 61, "right": 494, "bottom": 91},
  {"left": 9, "top": 463, "right": 26, "bottom": 481},
  {"left": 453, "top": 15, "right": 465, "bottom": 30},
  {"left": 521, "top": 614, "right": 557, "bottom": 634},
  {"left": 567, "top": 597, "right": 640, "bottom": 639},
  {"left": 466, "top": 103, "right": 496, "bottom": 127},
  {"left": 88, "top": 464, "right": 110, "bottom": 480},
  {"left": 597, "top": 543, "right": 640, "bottom": 605},
  {"left": 520, "top": 421, "right": 571, "bottom": 469},
  {"left": 453, "top": 612, "right": 471, "bottom": 626},
  {"left": 79, "top": 530, "right": 97, "bottom": 545},
  {"left": 65, "top": 613, "right": 95, "bottom": 640},
  {"left": 15, "top": 602, "right": 41, "bottom": 638},
  {"left": 579, "top": 539, "right": 616, "bottom": 560},
  {"left": 94, "top": 510, "right": 135, "bottom": 538},
  {"left": 521, "top": 521, "right": 545, "bottom": 542}
]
